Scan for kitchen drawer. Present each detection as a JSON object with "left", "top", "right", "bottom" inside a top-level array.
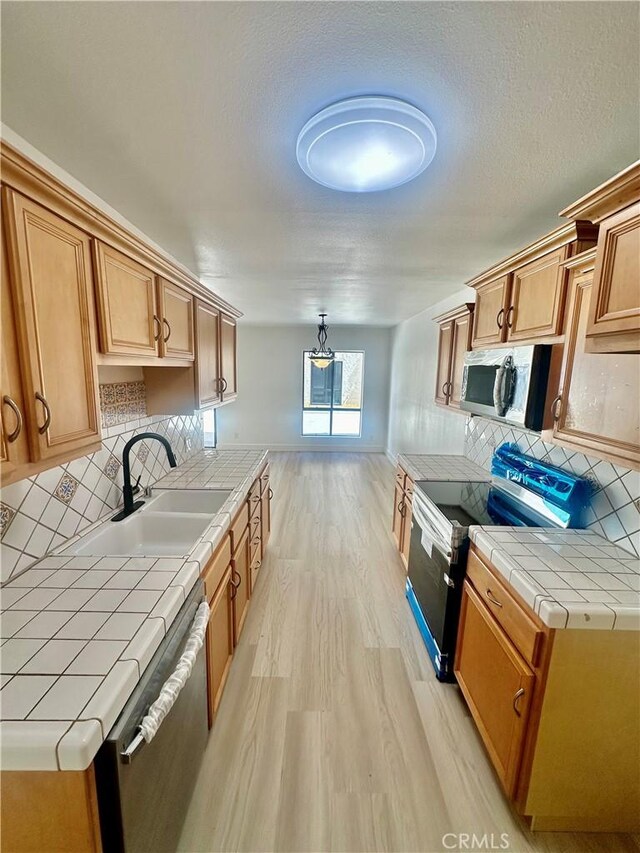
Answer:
[
  {"left": 248, "top": 479, "right": 262, "bottom": 518},
  {"left": 404, "top": 476, "right": 415, "bottom": 498},
  {"left": 260, "top": 463, "right": 270, "bottom": 494},
  {"left": 230, "top": 503, "right": 249, "bottom": 555},
  {"left": 249, "top": 509, "right": 260, "bottom": 539},
  {"left": 250, "top": 531, "right": 261, "bottom": 566},
  {"left": 203, "top": 536, "right": 232, "bottom": 603},
  {"left": 466, "top": 548, "right": 543, "bottom": 666},
  {"left": 395, "top": 466, "right": 406, "bottom": 491}
]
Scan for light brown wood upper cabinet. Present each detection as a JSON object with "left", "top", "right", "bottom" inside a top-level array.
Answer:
[
  {"left": 1, "top": 224, "right": 30, "bottom": 479},
  {"left": 471, "top": 275, "right": 511, "bottom": 347},
  {"left": 220, "top": 313, "right": 238, "bottom": 402},
  {"left": 195, "top": 300, "right": 222, "bottom": 408},
  {"left": 455, "top": 580, "right": 535, "bottom": 798},
  {"left": 586, "top": 202, "right": 640, "bottom": 352},
  {"left": 434, "top": 304, "right": 474, "bottom": 408},
  {"left": 544, "top": 250, "right": 640, "bottom": 470},
  {"left": 2, "top": 189, "right": 101, "bottom": 468},
  {"left": 157, "top": 278, "right": 195, "bottom": 361},
  {"left": 508, "top": 247, "right": 569, "bottom": 342},
  {"left": 92, "top": 241, "right": 159, "bottom": 357},
  {"left": 468, "top": 223, "right": 597, "bottom": 349},
  {"left": 560, "top": 162, "right": 640, "bottom": 354}
]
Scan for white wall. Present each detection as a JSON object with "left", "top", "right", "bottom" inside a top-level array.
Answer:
[
  {"left": 216, "top": 324, "right": 391, "bottom": 452},
  {"left": 386, "top": 288, "right": 475, "bottom": 460}
]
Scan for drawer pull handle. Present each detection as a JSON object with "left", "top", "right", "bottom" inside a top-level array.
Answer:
[
  {"left": 486, "top": 589, "right": 503, "bottom": 608},
  {"left": 513, "top": 687, "right": 525, "bottom": 717},
  {"left": 35, "top": 392, "right": 51, "bottom": 434},
  {"left": 3, "top": 395, "right": 23, "bottom": 442},
  {"left": 268, "top": 488, "right": 273, "bottom": 500}
]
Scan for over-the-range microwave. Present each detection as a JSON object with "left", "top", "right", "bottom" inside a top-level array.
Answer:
[{"left": 460, "top": 345, "right": 552, "bottom": 431}]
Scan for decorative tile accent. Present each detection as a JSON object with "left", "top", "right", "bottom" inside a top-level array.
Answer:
[
  {"left": 0, "top": 503, "right": 16, "bottom": 537},
  {"left": 465, "top": 416, "right": 640, "bottom": 558},
  {"left": 102, "top": 455, "right": 121, "bottom": 481},
  {"left": 54, "top": 475, "right": 79, "bottom": 505},
  {"left": 99, "top": 381, "right": 146, "bottom": 429},
  {"left": 136, "top": 441, "right": 150, "bottom": 464}
]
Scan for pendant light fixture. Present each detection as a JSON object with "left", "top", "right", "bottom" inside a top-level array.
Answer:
[{"left": 308, "top": 314, "right": 335, "bottom": 369}]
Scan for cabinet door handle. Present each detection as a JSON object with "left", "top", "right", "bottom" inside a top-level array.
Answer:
[
  {"left": 35, "top": 392, "right": 51, "bottom": 434},
  {"left": 513, "top": 687, "right": 525, "bottom": 717},
  {"left": 220, "top": 377, "right": 228, "bottom": 393},
  {"left": 446, "top": 381, "right": 453, "bottom": 397},
  {"left": 162, "top": 318, "right": 171, "bottom": 343},
  {"left": 153, "top": 315, "right": 161, "bottom": 341},
  {"left": 2, "top": 395, "right": 23, "bottom": 443},
  {"left": 550, "top": 394, "right": 562, "bottom": 422},
  {"left": 506, "top": 306, "right": 514, "bottom": 328},
  {"left": 268, "top": 488, "right": 273, "bottom": 500},
  {"left": 441, "top": 381, "right": 448, "bottom": 397},
  {"left": 486, "top": 588, "right": 503, "bottom": 608},
  {"left": 496, "top": 308, "right": 504, "bottom": 329}
]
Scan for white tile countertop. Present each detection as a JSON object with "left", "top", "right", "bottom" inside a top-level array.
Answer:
[
  {"left": 470, "top": 526, "right": 640, "bottom": 631},
  {"left": 397, "top": 454, "right": 491, "bottom": 483},
  {"left": 0, "top": 449, "right": 268, "bottom": 771}
]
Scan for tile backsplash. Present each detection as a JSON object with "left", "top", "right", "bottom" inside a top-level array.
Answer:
[
  {"left": 465, "top": 416, "right": 640, "bottom": 558},
  {"left": 1, "top": 393, "right": 204, "bottom": 584}
]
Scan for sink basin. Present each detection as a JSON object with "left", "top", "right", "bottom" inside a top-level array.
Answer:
[
  {"left": 64, "top": 512, "right": 211, "bottom": 557},
  {"left": 144, "top": 489, "right": 232, "bottom": 515}
]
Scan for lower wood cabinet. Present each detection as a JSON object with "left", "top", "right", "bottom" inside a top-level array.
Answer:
[
  {"left": 545, "top": 250, "right": 640, "bottom": 469},
  {"left": 392, "top": 465, "right": 414, "bottom": 568},
  {"left": 455, "top": 580, "right": 534, "bottom": 798},
  {"left": 455, "top": 545, "right": 640, "bottom": 833},
  {"left": 231, "top": 525, "right": 251, "bottom": 645},
  {"left": 206, "top": 565, "right": 234, "bottom": 726}
]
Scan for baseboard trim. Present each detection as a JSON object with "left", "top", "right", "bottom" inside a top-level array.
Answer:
[{"left": 216, "top": 443, "right": 386, "bottom": 453}]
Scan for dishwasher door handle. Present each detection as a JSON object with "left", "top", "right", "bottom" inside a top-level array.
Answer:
[{"left": 121, "top": 599, "right": 210, "bottom": 764}]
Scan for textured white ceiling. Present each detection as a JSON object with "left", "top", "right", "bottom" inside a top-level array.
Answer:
[{"left": 2, "top": 2, "right": 638, "bottom": 325}]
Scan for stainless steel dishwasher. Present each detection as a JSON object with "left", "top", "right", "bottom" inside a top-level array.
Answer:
[{"left": 94, "top": 580, "right": 208, "bottom": 853}]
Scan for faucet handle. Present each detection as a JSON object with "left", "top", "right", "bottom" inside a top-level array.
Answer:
[{"left": 132, "top": 475, "right": 142, "bottom": 496}]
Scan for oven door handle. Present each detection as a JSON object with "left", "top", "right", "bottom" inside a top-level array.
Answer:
[
  {"left": 412, "top": 500, "right": 453, "bottom": 561},
  {"left": 121, "top": 599, "right": 210, "bottom": 764}
]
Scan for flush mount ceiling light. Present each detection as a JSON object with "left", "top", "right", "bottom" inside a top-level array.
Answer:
[
  {"left": 296, "top": 96, "right": 437, "bottom": 193},
  {"left": 308, "top": 314, "right": 335, "bottom": 369}
]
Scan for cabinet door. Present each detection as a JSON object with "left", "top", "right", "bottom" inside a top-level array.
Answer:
[
  {"left": 232, "top": 526, "right": 251, "bottom": 645},
  {"left": 472, "top": 276, "right": 510, "bottom": 347},
  {"left": 455, "top": 581, "right": 535, "bottom": 798},
  {"left": 588, "top": 203, "right": 640, "bottom": 349},
  {"left": 435, "top": 320, "right": 453, "bottom": 405},
  {"left": 195, "top": 301, "right": 221, "bottom": 408},
  {"left": 93, "top": 241, "right": 159, "bottom": 356},
  {"left": 158, "top": 279, "right": 195, "bottom": 361},
  {"left": 220, "top": 313, "right": 237, "bottom": 401},
  {"left": 551, "top": 268, "right": 640, "bottom": 468},
  {"left": 3, "top": 190, "right": 101, "bottom": 462},
  {"left": 206, "top": 565, "right": 234, "bottom": 725},
  {"left": 1, "top": 225, "right": 29, "bottom": 479},
  {"left": 392, "top": 483, "right": 404, "bottom": 550},
  {"left": 261, "top": 486, "right": 272, "bottom": 558},
  {"left": 507, "top": 248, "right": 568, "bottom": 342},
  {"left": 449, "top": 312, "right": 473, "bottom": 408}
]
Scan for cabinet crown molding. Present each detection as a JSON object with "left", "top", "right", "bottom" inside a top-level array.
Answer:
[
  {"left": 465, "top": 221, "right": 598, "bottom": 291},
  {"left": 560, "top": 161, "right": 640, "bottom": 224},
  {"left": 0, "top": 140, "right": 242, "bottom": 319},
  {"left": 560, "top": 246, "right": 597, "bottom": 273},
  {"left": 433, "top": 302, "right": 475, "bottom": 324}
]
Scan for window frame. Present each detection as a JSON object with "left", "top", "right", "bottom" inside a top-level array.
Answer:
[{"left": 301, "top": 349, "right": 365, "bottom": 438}]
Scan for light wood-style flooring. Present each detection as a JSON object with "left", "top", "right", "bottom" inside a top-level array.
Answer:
[{"left": 179, "top": 452, "right": 640, "bottom": 853}]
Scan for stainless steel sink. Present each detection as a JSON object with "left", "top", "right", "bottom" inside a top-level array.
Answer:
[{"left": 143, "top": 489, "right": 232, "bottom": 515}]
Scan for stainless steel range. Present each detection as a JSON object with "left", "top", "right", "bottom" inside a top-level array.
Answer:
[{"left": 405, "top": 446, "right": 592, "bottom": 682}]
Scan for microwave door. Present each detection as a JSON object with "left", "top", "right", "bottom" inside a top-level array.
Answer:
[{"left": 460, "top": 363, "right": 500, "bottom": 418}]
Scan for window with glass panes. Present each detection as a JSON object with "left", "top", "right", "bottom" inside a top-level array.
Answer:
[{"left": 302, "top": 351, "right": 364, "bottom": 436}]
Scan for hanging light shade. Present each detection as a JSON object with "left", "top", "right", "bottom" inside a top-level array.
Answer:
[{"left": 308, "top": 314, "right": 335, "bottom": 369}]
